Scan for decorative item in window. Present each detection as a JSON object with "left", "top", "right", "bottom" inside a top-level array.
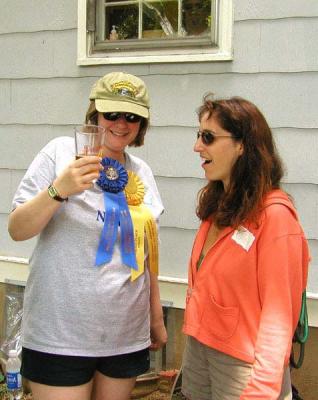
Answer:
[{"left": 109, "top": 25, "right": 118, "bottom": 40}]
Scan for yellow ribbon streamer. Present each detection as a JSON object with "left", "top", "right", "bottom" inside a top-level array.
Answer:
[{"left": 124, "top": 171, "right": 159, "bottom": 281}]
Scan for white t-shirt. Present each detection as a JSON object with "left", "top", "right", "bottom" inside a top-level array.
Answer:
[{"left": 12, "top": 136, "right": 164, "bottom": 356}]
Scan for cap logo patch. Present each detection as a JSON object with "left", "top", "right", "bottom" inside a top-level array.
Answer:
[{"left": 111, "top": 81, "right": 138, "bottom": 98}]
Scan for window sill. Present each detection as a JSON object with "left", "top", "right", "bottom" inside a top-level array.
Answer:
[{"left": 77, "top": 49, "right": 233, "bottom": 66}]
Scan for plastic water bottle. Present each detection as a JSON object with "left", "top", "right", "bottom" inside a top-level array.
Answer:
[{"left": 6, "top": 350, "right": 23, "bottom": 400}]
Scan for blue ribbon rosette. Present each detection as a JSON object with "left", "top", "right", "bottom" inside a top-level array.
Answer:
[{"left": 95, "top": 157, "right": 138, "bottom": 270}]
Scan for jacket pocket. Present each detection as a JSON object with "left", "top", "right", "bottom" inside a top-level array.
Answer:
[{"left": 202, "top": 295, "right": 239, "bottom": 341}]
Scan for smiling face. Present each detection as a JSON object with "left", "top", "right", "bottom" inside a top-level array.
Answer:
[
  {"left": 194, "top": 112, "right": 244, "bottom": 190},
  {"left": 97, "top": 112, "right": 141, "bottom": 164}
]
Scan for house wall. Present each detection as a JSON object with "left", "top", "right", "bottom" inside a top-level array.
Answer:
[{"left": 0, "top": 1, "right": 317, "bottom": 308}]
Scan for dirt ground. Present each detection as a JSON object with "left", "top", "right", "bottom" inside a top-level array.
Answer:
[{"left": 138, "top": 390, "right": 170, "bottom": 400}]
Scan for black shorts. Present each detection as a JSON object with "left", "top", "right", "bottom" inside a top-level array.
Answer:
[{"left": 21, "top": 347, "right": 150, "bottom": 386}]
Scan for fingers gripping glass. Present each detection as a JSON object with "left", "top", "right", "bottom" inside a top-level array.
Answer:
[
  {"left": 197, "top": 130, "right": 233, "bottom": 145},
  {"left": 103, "top": 112, "right": 142, "bottom": 123}
]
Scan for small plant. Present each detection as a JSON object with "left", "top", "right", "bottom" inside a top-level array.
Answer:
[{"left": 117, "top": 13, "right": 138, "bottom": 40}]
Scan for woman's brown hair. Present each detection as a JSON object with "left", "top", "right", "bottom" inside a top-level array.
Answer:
[
  {"left": 85, "top": 100, "right": 149, "bottom": 147},
  {"left": 197, "top": 95, "right": 284, "bottom": 228}
]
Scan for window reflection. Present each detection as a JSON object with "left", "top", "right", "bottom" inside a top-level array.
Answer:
[{"left": 182, "top": 0, "right": 210, "bottom": 36}]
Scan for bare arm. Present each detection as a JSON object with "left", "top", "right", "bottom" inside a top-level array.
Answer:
[
  {"left": 8, "top": 156, "right": 102, "bottom": 241},
  {"left": 149, "top": 270, "right": 167, "bottom": 350}
]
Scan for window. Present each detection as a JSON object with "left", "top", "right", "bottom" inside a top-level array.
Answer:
[{"left": 77, "top": 0, "right": 233, "bottom": 65}]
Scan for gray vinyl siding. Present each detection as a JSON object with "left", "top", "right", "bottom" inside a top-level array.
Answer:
[{"left": 0, "top": 0, "right": 317, "bottom": 293}]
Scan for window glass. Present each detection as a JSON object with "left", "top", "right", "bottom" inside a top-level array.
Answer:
[
  {"left": 102, "top": 0, "right": 212, "bottom": 42},
  {"left": 182, "top": 0, "right": 210, "bottom": 36},
  {"left": 142, "top": 1, "right": 178, "bottom": 39},
  {"left": 106, "top": 4, "right": 139, "bottom": 40}
]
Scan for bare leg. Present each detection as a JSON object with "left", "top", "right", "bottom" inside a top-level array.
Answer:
[
  {"left": 91, "top": 371, "right": 136, "bottom": 400},
  {"left": 29, "top": 380, "right": 93, "bottom": 400}
]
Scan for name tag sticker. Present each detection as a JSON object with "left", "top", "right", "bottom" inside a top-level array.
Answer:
[{"left": 231, "top": 227, "right": 255, "bottom": 251}]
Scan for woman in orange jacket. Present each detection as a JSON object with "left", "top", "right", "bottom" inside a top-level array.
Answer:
[{"left": 181, "top": 96, "right": 309, "bottom": 400}]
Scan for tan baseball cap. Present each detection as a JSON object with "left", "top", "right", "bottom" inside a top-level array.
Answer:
[{"left": 89, "top": 72, "right": 150, "bottom": 119}]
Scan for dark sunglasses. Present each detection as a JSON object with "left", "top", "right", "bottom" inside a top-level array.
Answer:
[
  {"left": 197, "top": 130, "right": 233, "bottom": 145},
  {"left": 102, "top": 112, "right": 142, "bottom": 123}
]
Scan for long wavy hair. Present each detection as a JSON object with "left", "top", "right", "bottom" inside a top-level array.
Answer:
[
  {"left": 84, "top": 100, "right": 149, "bottom": 147},
  {"left": 197, "top": 95, "right": 284, "bottom": 228}
]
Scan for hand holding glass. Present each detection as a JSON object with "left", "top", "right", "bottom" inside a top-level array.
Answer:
[{"left": 74, "top": 124, "right": 105, "bottom": 159}]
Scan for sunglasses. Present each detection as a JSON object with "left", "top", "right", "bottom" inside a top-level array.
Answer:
[
  {"left": 102, "top": 112, "right": 142, "bottom": 123},
  {"left": 197, "top": 130, "right": 234, "bottom": 145}
]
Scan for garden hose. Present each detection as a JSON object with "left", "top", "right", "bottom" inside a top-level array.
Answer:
[{"left": 290, "top": 291, "right": 309, "bottom": 369}]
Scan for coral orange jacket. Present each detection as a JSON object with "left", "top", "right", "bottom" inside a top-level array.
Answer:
[{"left": 183, "top": 190, "right": 309, "bottom": 399}]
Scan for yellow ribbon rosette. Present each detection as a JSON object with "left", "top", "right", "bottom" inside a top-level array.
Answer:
[{"left": 124, "top": 171, "right": 159, "bottom": 281}]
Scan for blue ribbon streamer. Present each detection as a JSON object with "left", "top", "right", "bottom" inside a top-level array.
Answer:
[
  {"left": 95, "top": 192, "right": 120, "bottom": 266},
  {"left": 95, "top": 192, "right": 138, "bottom": 270}
]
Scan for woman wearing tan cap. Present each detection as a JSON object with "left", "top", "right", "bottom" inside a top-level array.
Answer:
[{"left": 8, "top": 72, "right": 167, "bottom": 400}]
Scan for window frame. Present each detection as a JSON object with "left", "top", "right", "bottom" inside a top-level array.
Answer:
[{"left": 77, "top": 0, "right": 233, "bottom": 65}]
